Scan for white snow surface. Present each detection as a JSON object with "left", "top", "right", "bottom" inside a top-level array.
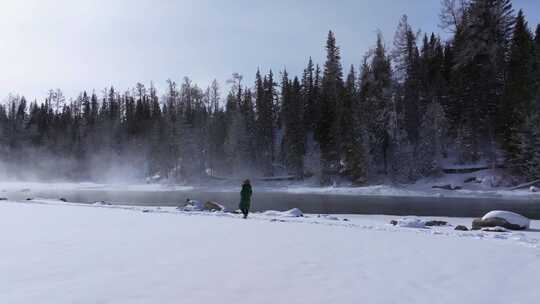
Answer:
[
  {"left": 482, "top": 210, "right": 531, "bottom": 229},
  {"left": 1, "top": 199, "right": 539, "bottom": 304}
]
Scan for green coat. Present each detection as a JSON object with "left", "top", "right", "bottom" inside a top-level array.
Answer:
[{"left": 240, "top": 184, "right": 252, "bottom": 208}]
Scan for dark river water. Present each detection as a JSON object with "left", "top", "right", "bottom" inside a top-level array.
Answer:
[{"left": 6, "top": 188, "right": 540, "bottom": 219}]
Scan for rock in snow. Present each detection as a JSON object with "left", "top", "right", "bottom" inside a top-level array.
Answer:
[
  {"left": 454, "top": 225, "right": 469, "bottom": 231},
  {"left": 482, "top": 211, "right": 530, "bottom": 229},
  {"left": 262, "top": 208, "right": 304, "bottom": 218},
  {"left": 482, "top": 226, "right": 510, "bottom": 233},
  {"left": 391, "top": 218, "right": 448, "bottom": 228},
  {"left": 472, "top": 211, "right": 530, "bottom": 230},
  {"left": 204, "top": 201, "right": 228, "bottom": 212},
  {"left": 180, "top": 199, "right": 205, "bottom": 212},
  {"left": 424, "top": 220, "right": 448, "bottom": 227},
  {"left": 179, "top": 199, "right": 230, "bottom": 213},
  {"left": 395, "top": 217, "right": 427, "bottom": 229}
]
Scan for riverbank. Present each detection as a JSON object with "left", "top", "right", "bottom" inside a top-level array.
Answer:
[{"left": 0, "top": 199, "right": 538, "bottom": 304}]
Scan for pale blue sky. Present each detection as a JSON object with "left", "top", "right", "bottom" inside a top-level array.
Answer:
[{"left": 1, "top": 0, "right": 539, "bottom": 100}]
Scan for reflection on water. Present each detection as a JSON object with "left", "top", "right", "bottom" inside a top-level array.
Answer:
[{"left": 5, "top": 188, "right": 540, "bottom": 219}]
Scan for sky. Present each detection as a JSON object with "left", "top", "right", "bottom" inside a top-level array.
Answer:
[{"left": 0, "top": 0, "right": 539, "bottom": 101}]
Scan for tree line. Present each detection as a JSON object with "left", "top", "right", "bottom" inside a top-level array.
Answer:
[{"left": 1, "top": 0, "right": 540, "bottom": 185}]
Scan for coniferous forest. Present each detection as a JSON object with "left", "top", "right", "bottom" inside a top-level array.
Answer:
[{"left": 1, "top": 0, "right": 540, "bottom": 185}]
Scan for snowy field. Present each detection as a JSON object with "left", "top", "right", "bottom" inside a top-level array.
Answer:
[{"left": 1, "top": 199, "right": 539, "bottom": 304}]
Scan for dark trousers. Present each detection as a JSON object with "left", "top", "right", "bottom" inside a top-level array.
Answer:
[{"left": 240, "top": 203, "right": 250, "bottom": 218}]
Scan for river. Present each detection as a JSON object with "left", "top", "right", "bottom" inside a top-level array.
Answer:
[{"left": 5, "top": 187, "right": 540, "bottom": 219}]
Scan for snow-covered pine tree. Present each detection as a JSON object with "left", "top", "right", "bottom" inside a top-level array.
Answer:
[
  {"left": 534, "top": 24, "right": 540, "bottom": 92},
  {"left": 304, "top": 63, "right": 323, "bottom": 178},
  {"left": 240, "top": 88, "right": 258, "bottom": 173},
  {"left": 367, "top": 33, "right": 394, "bottom": 175},
  {"left": 347, "top": 59, "right": 372, "bottom": 184},
  {"left": 341, "top": 65, "right": 358, "bottom": 180},
  {"left": 393, "top": 15, "right": 422, "bottom": 144},
  {"left": 417, "top": 101, "right": 448, "bottom": 177},
  {"left": 255, "top": 70, "right": 276, "bottom": 177},
  {"left": 318, "top": 31, "right": 344, "bottom": 185},
  {"left": 501, "top": 10, "right": 536, "bottom": 173},
  {"left": 454, "top": 0, "right": 514, "bottom": 164},
  {"left": 282, "top": 73, "right": 305, "bottom": 178},
  {"left": 302, "top": 57, "right": 317, "bottom": 135}
]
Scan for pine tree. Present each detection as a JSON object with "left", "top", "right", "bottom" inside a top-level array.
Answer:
[
  {"left": 282, "top": 72, "right": 305, "bottom": 178},
  {"left": 318, "top": 31, "right": 344, "bottom": 185},
  {"left": 417, "top": 101, "right": 448, "bottom": 177},
  {"left": 368, "top": 33, "right": 394, "bottom": 175},
  {"left": 454, "top": 0, "right": 514, "bottom": 164},
  {"left": 502, "top": 10, "right": 535, "bottom": 172},
  {"left": 393, "top": 15, "right": 421, "bottom": 144},
  {"left": 255, "top": 70, "right": 276, "bottom": 176},
  {"left": 341, "top": 65, "right": 358, "bottom": 178},
  {"left": 302, "top": 57, "right": 318, "bottom": 137},
  {"left": 347, "top": 60, "right": 371, "bottom": 183},
  {"left": 534, "top": 24, "right": 540, "bottom": 91}
]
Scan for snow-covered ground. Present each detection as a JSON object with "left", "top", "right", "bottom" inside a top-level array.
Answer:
[{"left": 1, "top": 199, "right": 539, "bottom": 304}]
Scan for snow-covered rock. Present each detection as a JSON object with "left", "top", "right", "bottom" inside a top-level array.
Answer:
[
  {"left": 180, "top": 199, "right": 204, "bottom": 212},
  {"left": 204, "top": 201, "right": 228, "bottom": 212},
  {"left": 473, "top": 211, "right": 530, "bottom": 230},
  {"left": 481, "top": 226, "right": 509, "bottom": 233},
  {"left": 530, "top": 186, "right": 539, "bottom": 193},
  {"left": 394, "top": 217, "right": 427, "bottom": 229},
  {"left": 481, "top": 211, "right": 530, "bottom": 230},
  {"left": 284, "top": 208, "right": 303, "bottom": 217},
  {"left": 262, "top": 208, "right": 303, "bottom": 218},
  {"left": 454, "top": 225, "right": 469, "bottom": 231},
  {"left": 424, "top": 220, "right": 448, "bottom": 227},
  {"left": 318, "top": 214, "right": 340, "bottom": 221},
  {"left": 178, "top": 200, "right": 229, "bottom": 212}
]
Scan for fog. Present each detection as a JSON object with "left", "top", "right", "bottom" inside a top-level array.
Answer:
[{"left": 0, "top": 147, "right": 148, "bottom": 183}]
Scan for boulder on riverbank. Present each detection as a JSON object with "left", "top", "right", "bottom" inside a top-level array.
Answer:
[
  {"left": 454, "top": 225, "right": 469, "bottom": 231},
  {"left": 179, "top": 199, "right": 204, "bottom": 212},
  {"left": 472, "top": 211, "right": 530, "bottom": 231},
  {"left": 390, "top": 218, "right": 448, "bottom": 228},
  {"left": 204, "top": 201, "right": 228, "bottom": 212},
  {"left": 425, "top": 220, "right": 448, "bottom": 227},
  {"left": 391, "top": 218, "right": 427, "bottom": 228},
  {"left": 180, "top": 199, "right": 230, "bottom": 212}
]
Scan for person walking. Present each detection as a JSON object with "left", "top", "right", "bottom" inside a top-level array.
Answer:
[{"left": 239, "top": 179, "right": 252, "bottom": 219}]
